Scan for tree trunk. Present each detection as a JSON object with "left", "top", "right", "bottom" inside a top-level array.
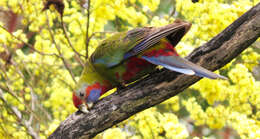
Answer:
[{"left": 49, "top": 3, "right": 260, "bottom": 139}]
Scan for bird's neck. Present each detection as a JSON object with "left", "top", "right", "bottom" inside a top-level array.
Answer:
[{"left": 78, "top": 60, "right": 113, "bottom": 96}]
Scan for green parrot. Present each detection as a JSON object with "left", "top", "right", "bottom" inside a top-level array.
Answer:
[{"left": 73, "top": 20, "right": 227, "bottom": 113}]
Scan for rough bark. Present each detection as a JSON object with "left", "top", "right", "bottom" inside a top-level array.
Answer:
[{"left": 49, "top": 3, "right": 260, "bottom": 139}]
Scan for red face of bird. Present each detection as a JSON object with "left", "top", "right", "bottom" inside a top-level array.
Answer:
[{"left": 73, "top": 83, "right": 103, "bottom": 113}]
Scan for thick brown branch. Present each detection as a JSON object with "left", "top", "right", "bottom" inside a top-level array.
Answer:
[{"left": 49, "top": 3, "right": 260, "bottom": 139}]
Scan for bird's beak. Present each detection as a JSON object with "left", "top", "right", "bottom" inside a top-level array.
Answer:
[
  {"left": 78, "top": 101, "right": 94, "bottom": 113},
  {"left": 87, "top": 102, "right": 94, "bottom": 109},
  {"left": 78, "top": 103, "right": 89, "bottom": 113}
]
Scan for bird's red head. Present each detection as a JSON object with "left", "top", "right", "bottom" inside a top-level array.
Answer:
[
  {"left": 72, "top": 82, "right": 111, "bottom": 113},
  {"left": 72, "top": 92, "right": 83, "bottom": 109}
]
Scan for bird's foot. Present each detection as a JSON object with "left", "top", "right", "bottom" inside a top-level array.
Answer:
[{"left": 117, "top": 83, "right": 127, "bottom": 90}]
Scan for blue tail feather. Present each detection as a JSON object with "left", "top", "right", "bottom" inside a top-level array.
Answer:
[{"left": 141, "top": 56, "right": 227, "bottom": 80}]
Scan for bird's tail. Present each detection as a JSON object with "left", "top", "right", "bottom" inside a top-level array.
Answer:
[{"left": 142, "top": 55, "right": 227, "bottom": 80}]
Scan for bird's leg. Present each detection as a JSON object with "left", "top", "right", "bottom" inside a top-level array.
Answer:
[
  {"left": 117, "top": 82, "right": 127, "bottom": 90},
  {"left": 155, "top": 67, "right": 161, "bottom": 73}
]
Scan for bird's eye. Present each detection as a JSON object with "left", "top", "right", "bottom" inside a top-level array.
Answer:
[
  {"left": 77, "top": 84, "right": 87, "bottom": 98},
  {"left": 79, "top": 91, "right": 84, "bottom": 97}
]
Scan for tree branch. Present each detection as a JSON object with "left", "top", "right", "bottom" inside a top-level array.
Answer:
[
  {"left": 85, "top": 0, "right": 91, "bottom": 59},
  {"left": 49, "top": 3, "right": 260, "bottom": 139},
  {"left": 0, "top": 89, "right": 40, "bottom": 139},
  {"left": 60, "top": 16, "right": 85, "bottom": 67},
  {"left": 45, "top": 12, "right": 77, "bottom": 84}
]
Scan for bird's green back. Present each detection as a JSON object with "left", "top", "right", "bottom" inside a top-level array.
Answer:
[{"left": 90, "top": 27, "right": 151, "bottom": 68}]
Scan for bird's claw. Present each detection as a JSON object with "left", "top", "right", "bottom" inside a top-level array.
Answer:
[
  {"left": 117, "top": 82, "right": 127, "bottom": 90},
  {"left": 78, "top": 102, "right": 94, "bottom": 113},
  {"left": 79, "top": 104, "right": 89, "bottom": 113}
]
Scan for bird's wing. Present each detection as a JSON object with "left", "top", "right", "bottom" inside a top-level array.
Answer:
[
  {"left": 91, "top": 20, "right": 191, "bottom": 68},
  {"left": 124, "top": 20, "right": 191, "bottom": 60}
]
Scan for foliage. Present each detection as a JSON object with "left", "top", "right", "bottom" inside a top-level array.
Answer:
[{"left": 0, "top": 0, "right": 259, "bottom": 138}]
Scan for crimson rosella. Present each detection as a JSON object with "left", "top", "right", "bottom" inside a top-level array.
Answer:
[{"left": 73, "top": 20, "right": 227, "bottom": 113}]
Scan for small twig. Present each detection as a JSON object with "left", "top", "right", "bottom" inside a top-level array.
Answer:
[
  {"left": 0, "top": 89, "right": 40, "bottom": 139},
  {"left": 169, "top": 0, "right": 176, "bottom": 18},
  {"left": 0, "top": 47, "right": 41, "bottom": 123},
  {"left": 0, "top": 73, "right": 23, "bottom": 103},
  {"left": 57, "top": 78, "right": 74, "bottom": 91},
  {"left": 60, "top": 16, "right": 85, "bottom": 67},
  {"left": 0, "top": 25, "right": 60, "bottom": 58},
  {"left": 45, "top": 12, "right": 77, "bottom": 84},
  {"left": 85, "top": 0, "right": 91, "bottom": 59},
  {"left": 0, "top": 62, "right": 25, "bottom": 104}
]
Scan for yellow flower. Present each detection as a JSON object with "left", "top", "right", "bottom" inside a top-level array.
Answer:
[{"left": 103, "top": 128, "right": 127, "bottom": 139}]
